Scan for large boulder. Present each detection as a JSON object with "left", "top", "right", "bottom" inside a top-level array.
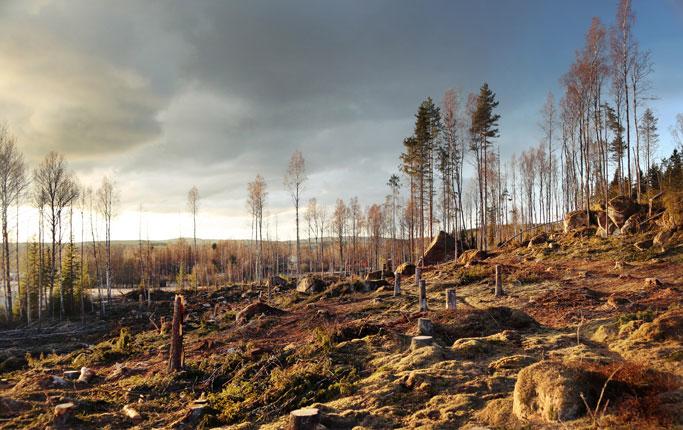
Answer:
[
  {"left": 365, "top": 270, "right": 393, "bottom": 281},
  {"left": 607, "top": 196, "right": 638, "bottom": 228},
  {"left": 422, "top": 231, "right": 457, "bottom": 266},
  {"left": 266, "top": 275, "right": 288, "bottom": 288},
  {"left": 457, "top": 249, "right": 487, "bottom": 265},
  {"left": 527, "top": 232, "right": 548, "bottom": 247},
  {"left": 563, "top": 210, "right": 591, "bottom": 232},
  {"left": 512, "top": 361, "right": 597, "bottom": 422},
  {"left": 296, "top": 276, "right": 326, "bottom": 294},
  {"left": 395, "top": 262, "right": 416, "bottom": 276},
  {"left": 236, "top": 302, "right": 286, "bottom": 324}
]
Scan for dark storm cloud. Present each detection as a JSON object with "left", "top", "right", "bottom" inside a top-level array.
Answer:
[{"left": 2, "top": 0, "right": 681, "bottom": 238}]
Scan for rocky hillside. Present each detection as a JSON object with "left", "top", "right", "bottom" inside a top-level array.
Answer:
[{"left": 0, "top": 223, "right": 682, "bottom": 429}]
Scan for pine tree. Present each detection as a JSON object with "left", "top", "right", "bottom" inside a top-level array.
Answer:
[{"left": 470, "top": 83, "right": 500, "bottom": 250}]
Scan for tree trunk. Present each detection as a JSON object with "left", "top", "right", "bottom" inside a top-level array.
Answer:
[{"left": 168, "top": 294, "right": 184, "bottom": 372}]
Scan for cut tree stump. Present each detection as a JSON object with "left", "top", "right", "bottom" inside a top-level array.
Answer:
[
  {"left": 417, "top": 318, "right": 433, "bottom": 336},
  {"left": 289, "top": 407, "right": 320, "bottom": 430},
  {"left": 494, "top": 265, "right": 504, "bottom": 297},
  {"left": 411, "top": 335, "right": 433, "bottom": 350},
  {"left": 77, "top": 367, "right": 95, "bottom": 383},
  {"left": 446, "top": 288, "right": 456, "bottom": 310},
  {"left": 168, "top": 294, "right": 185, "bottom": 372},
  {"left": 418, "top": 280, "right": 428, "bottom": 312},
  {"left": 122, "top": 404, "right": 142, "bottom": 422},
  {"left": 393, "top": 272, "right": 401, "bottom": 296},
  {"left": 54, "top": 402, "right": 75, "bottom": 425}
]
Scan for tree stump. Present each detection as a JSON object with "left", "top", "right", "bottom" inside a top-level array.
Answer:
[
  {"left": 289, "top": 407, "right": 320, "bottom": 430},
  {"left": 54, "top": 402, "right": 75, "bottom": 425},
  {"left": 411, "top": 335, "right": 433, "bottom": 350},
  {"left": 168, "top": 294, "right": 185, "bottom": 372},
  {"left": 494, "top": 265, "right": 504, "bottom": 297},
  {"left": 417, "top": 318, "right": 433, "bottom": 336},
  {"left": 446, "top": 288, "right": 456, "bottom": 310},
  {"left": 77, "top": 367, "right": 95, "bottom": 383},
  {"left": 418, "top": 279, "right": 428, "bottom": 312},
  {"left": 122, "top": 404, "right": 143, "bottom": 422},
  {"left": 393, "top": 272, "right": 401, "bottom": 296},
  {"left": 415, "top": 266, "right": 422, "bottom": 286}
]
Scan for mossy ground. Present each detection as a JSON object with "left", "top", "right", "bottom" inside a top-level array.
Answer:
[{"left": 0, "top": 230, "right": 682, "bottom": 429}]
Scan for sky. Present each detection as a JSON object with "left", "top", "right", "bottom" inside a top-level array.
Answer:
[{"left": 1, "top": 0, "right": 682, "bottom": 241}]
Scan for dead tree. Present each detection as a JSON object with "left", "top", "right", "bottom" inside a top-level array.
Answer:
[{"left": 168, "top": 294, "right": 185, "bottom": 372}]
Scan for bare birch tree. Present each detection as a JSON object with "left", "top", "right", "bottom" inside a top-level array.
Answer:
[
  {"left": 0, "top": 126, "right": 27, "bottom": 320},
  {"left": 33, "top": 152, "right": 78, "bottom": 318},
  {"left": 97, "top": 176, "right": 118, "bottom": 305},
  {"left": 284, "top": 150, "right": 306, "bottom": 274},
  {"left": 187, "top": 186, "right": 199, "bottom": 289}
]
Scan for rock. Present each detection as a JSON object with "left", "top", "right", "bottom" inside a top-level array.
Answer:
[
  {"left": 563, "top": 209, "right": 591, "bottom": 232},
  {"left": 607, "top": 196, "right": 638, "bottom": 228},
  {"left": 644, "top": 277, "right": 663, "bottom": 288},
  {"left": 54, "top": 402, "right": 76, "bottom": 425},
  {"left": 527, "top": 232, "right": 548, "bottom": 247},
  {"left": 266, "top": 275, "right": 288, "bottom": 288},
  {"left": 395, "top": 262, "right": 416, "bottom": 276},
  {"left": 410, "top": 336, "right": 433, "bottom": 350},
  {"left": 457, "top": 249, "right": 488, "bottom": 265},
  {"left": 569, "top": 226, "right": 596, "bottom": 238},
  {"left": 77, "top": 367, "right": 95, "bottom": 384},
  {"left": 236, "top": 302, "right": 286, "bottom": 324},
  {"left": 634, "top": 239, "right": 653, "bottom": 251},
  {"left": 322, "top": 280, "right": 362, "bottom": 297},
  {"left": 173, "top": 403, "right": 216, "bottom": 428},
  {"left": 365, "top": 270, "right": 393, "bottom": 281},
  {"left": 296, "top": 276, "right": 326, "bottom": 294},
  {"left": 363, "top": 279, "right": 390, "bottom": 291},
  {"left": 122, "top": 404, "right": 143, "bottom": 422},
  {"left": 422, "top": 230, "right": 457, "bottom": 266},
  {"left": 512, "top": 361, "right": 597, "bottom": 422}
]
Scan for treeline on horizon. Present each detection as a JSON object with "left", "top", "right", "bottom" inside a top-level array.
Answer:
[{"left": 1, "top": 0, "right": 683, "bottom": 326}]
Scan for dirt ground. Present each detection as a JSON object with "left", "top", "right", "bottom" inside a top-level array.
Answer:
[{"left": 0, "top": 230, "right": 682, "bottom": 429}]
